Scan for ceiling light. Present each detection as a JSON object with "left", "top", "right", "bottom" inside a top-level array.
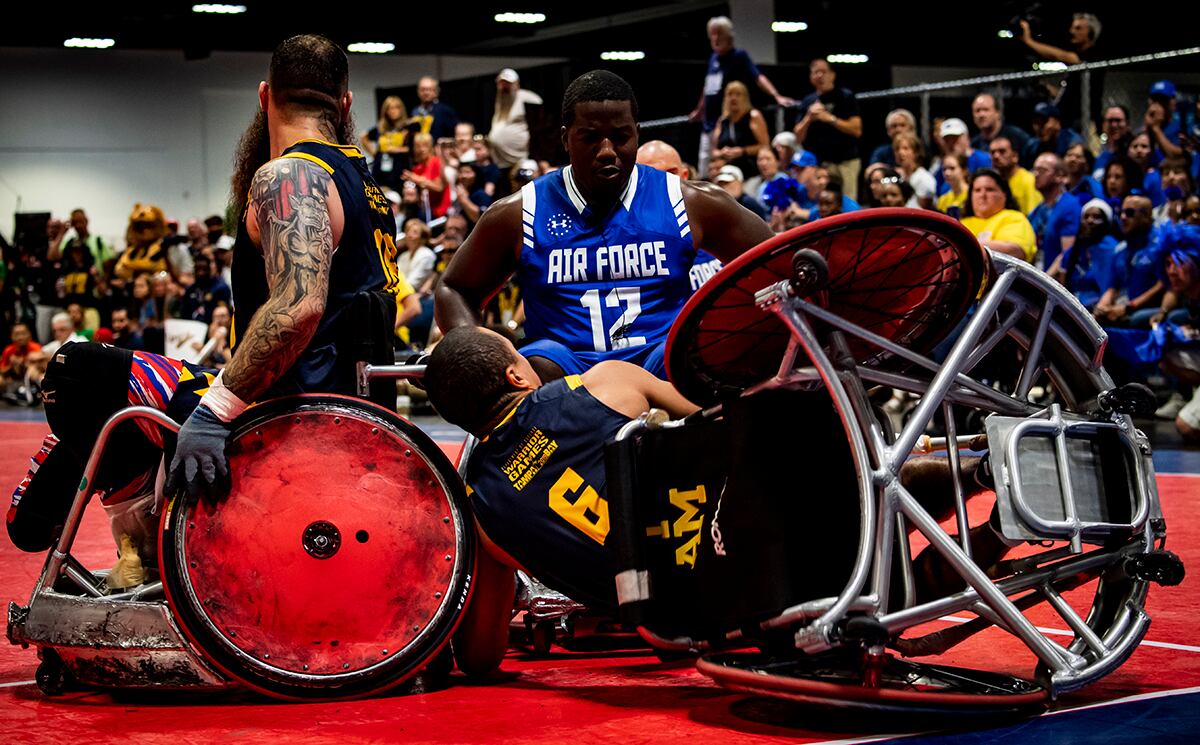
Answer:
[
  {"left": 997, "top": 29, "right": 1014, "bottom": 39},
  {"left": 63, "top": 38, "right": 115, "bottom": 49},
  {"left": 600, "top": 51, "right": 645, "bottom": 61},
  {"left": 1034, "top": 61, "right": 1068, "bottom": 71},
  {"left": 347, "top": 42, "right": 395, "bottom": 54},
  {"left": 771, "top": 21, "right": 808, "bottom": 33},
  {"left": 827, "top": 53, "right": 868, "bottom": 64},
  {"left": 495, "top": 12, "right": 546, "bottom": 24},
  {"left": 192, "top": 4, "right": 247, "bottom": 13}
]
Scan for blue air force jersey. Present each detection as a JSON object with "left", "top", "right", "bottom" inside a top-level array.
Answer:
[{"left": 519, "top": 164, "right": 697, "bottom": 365}]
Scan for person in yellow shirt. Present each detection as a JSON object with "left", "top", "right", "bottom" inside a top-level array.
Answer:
[
  {"left": 960, "top": 167, "right": 1036, "bottom": 262},
  {"left": 987, "top": 136, "right": 1042, "bottom": 215},
  {"left": 936, "top": 152, "right": 970, "bottom": 218}
]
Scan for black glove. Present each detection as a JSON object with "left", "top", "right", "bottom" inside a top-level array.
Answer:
[{"left": 166, "top": 404, "right": 233, "bottom": 507}]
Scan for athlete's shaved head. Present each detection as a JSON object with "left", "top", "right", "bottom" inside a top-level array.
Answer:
[
  {"left": 637, "top": 140, "right": 685, "bottom": 177},
  {"left": 562, "top": 70, "right": 639, "bottom": 127}
]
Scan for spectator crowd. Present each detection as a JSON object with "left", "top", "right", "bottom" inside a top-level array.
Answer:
[{"left": 3, "top": 12, "right": 1199, "bottom": 440}]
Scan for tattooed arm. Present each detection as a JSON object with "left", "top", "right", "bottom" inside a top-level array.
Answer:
[{"left": 224, "top": 158, "right": 342, "bottom": 402}]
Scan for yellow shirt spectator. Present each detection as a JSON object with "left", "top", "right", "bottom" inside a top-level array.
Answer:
[
  {"left": 1007, "top": 167, "right": 1043, "bottom": 214},
  {"left": 937, "top": 188, "right": 968, "bottom": 214},
  {"left": 962, "top": 209, "right": 1037, "bottom": 262}
]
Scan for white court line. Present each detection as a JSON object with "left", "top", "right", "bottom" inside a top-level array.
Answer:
[
  {"left": 0, "top": 679, "right": 34, "bottom": 688},
  {"left": 943, "top": 615, "right": 1200, "bottom": 653}
]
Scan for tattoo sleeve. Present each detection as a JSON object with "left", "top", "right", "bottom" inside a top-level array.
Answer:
[{"left": 223, "top": 158, "right": 335, "bottom": 403}]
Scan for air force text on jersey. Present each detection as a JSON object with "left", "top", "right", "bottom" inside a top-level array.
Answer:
[{"left": 545, "top": 241, "right": 670, "bottom": 284}]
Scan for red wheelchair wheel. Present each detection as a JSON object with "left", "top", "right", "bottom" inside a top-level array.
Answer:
[
  {"left": 666, "top": 209, "right": 987, "bottom": 406},
  {"left": 160, "top": 395, "right": 475, "bottom": 700}
]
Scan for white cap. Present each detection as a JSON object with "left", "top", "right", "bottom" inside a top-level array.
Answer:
[
  {"left": 1081, "top": 197, "right": 1113, "bottom": 223},
  {"left": 939, "top": 118, "right": 969, "bottom": 138},
  {"left": 497, "top": 68, "right": 520, "bottom": 83},
  {"left": 214, "top": 235, "right": 235, "bottom": 251},
  {"left": 383, "top": 189, "right": 401, "bottom": 205},
  {"left": 716, "top": 164, "right": 744, "bottom": 183},
  {"left": 457, "top": 149, "right": 477, "bottom": 164}
]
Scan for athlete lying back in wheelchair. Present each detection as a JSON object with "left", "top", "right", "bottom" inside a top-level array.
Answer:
[{"left": 426, "top": 326, "right": 1012, "bottom": 674}]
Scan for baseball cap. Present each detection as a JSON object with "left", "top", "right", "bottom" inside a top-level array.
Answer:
[
  {"left": 1149, "top": 80, "right": 1177, "bottom": 99},
  {"left": 457, "top": 149, "right": 477, "bottom": 165},
  {"left": 716, "top": 164, "right": 744, "bottom": 183},
  {"left": 772, "top": 131, "right": 797, "bottom": 150},
  {"left": 516, "top": 159, "right": 539, "bottom": 180},
  {"left": 214, "top": 234, "right": 236, "bottom": 251},
  {"left": 939, "top": 118, "right": 968, "bottom": 138},
  {"left": 790, "top": 150, "right": 818, "bottom": 168},
  {"left": 1032, "top": 102, "right": 1061, "bottom": 120},
  {"left": 382, "top": 189, "right": 401, "bottom": 206},
  {"left": 497, "top": 68, "right": 520, "bottom": 84}
]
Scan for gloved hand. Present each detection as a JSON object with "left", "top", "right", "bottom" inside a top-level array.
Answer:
[{"left": 166, "top": 404, "right": 233, "bottom": 507}]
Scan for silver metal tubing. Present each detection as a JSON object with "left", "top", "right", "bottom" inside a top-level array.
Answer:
[
  {"left": 1042, "top": 583, "right": 1108, "bottom": 655},
  {"left": 62, "top": 562, "right": 105, "bottom": 599},
  {"left": 765, "top": 298, "right": 877, "bottom": 653},
  {"left": 357, "top": 362, "right": 427, "bottom": 396},
  {"left": 790, "top": 296, "right": 1036, "bottom": 417},
  {"left": 893, "top": 481, "right": 1084, "bottom": 673},
  {"left": 881, "top": 540, "right": 1138, "bottom": 633},
  {"left": 1005, "top": 411, "right": 1151, "bottom": 545},
  {"left": 33, "top": 406, "right": 180, "bottom": 601},
  {"left": 888, "top": 268, "right": 1020, "bottom": 470},
  {"left": 1015, "top": 294, "right": 1058, "bottom": 400},
  {"left": 761, "top": 596, "right": 880, "bottom": 629},
  {"left": 942, "top": 402, "right": 973, "bottom": 560},
  {"left": 963, "top": 305, "right": 1028, "bottom": 372}
]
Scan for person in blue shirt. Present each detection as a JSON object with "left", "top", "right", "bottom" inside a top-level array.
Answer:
[
  {"left": 1064, "top": 143, "right": 1103, "bottom": 201},
  {"left": 689, "top": 16, "right": 792, "bottom": 178},
  {"left": 1021, "top": 102, "right": 1084, "bottom": 168},
  {"left": 934, "top": 118, "right": 991, "bottom": 195},
  {"left": 1093, "top": 105, "right": 1132, "bottom": 181},
  {"left": 1028, "top": 153, "right": 1082, "bottom": 271},
  {"left": 1049, "top": 198, "right": 1120, "bottom": 311},
  {"left": 1128, "top": 130, "right": 1166, "bottom": 207},
  {"left": 438, "top": 70, "right": 774, "bottom": 381},
  {"left": 1096, "top": 195, "right": 1164, "bottom": 327},
  {"left": 1145, "top": 80, "right": 1185, "bottom": 163}
]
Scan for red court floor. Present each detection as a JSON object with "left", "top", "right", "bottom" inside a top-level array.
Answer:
[{"left": 0, "top": 420, "right": 1197, "bottom": 743}]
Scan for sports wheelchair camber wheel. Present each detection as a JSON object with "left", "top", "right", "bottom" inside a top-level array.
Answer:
[{"left": 159, "top": 395, "right": 475, "bottom": 700}]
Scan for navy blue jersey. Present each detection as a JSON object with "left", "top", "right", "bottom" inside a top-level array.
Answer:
[
  {"left": 230, "top": 139, "right": 411, "bottom": 396},
  {"left": 518, "top": 164, "right": 696, "bottom": 368},
  {"left": 465, "top": 376, "right": 632, "bottom": 611}
]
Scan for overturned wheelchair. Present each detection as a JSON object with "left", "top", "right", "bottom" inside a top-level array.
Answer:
[
  {"left": 606, "top": 209, "right": 1183, "bottom": 710},
  {"left": 8, "top": 209, "right": 1182, "bottom": 710}
]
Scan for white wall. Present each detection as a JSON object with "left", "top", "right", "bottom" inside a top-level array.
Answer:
[{"left": 0, "top": 48, "right": 563, "bottom": 245}]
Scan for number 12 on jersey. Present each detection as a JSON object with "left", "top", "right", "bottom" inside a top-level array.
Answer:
[{"left": 580, "top": 287, "right": 646, "bottom": 352}]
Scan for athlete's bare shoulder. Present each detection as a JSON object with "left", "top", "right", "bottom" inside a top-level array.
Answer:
[{"left": 679, "top": 179, "right": 774, "bottom": 260}]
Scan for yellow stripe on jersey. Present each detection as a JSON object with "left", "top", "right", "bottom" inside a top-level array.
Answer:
[
  {"left": 292, "top": 138, "right": 364, "bottom": 159},
  {"left": 281, "top": 152, "right": 334, "bottom": 174},
  {"left": 565, "top": 375, "right": 583, "bottom": 390}
]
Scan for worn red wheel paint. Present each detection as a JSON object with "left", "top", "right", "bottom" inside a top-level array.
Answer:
[
  {"left": 666, "top": 208, "right": 988, "bottom": 406},
  {"left": 160, "top": 395, "right": 475, "bottom": 700}
]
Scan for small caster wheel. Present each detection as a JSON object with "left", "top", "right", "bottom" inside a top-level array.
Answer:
[
  {"left": 790, "top": 248, "right": 829, "bottom": 295},
  {"left": 36, "top": 651, "right": 70, "bottom": 696}
]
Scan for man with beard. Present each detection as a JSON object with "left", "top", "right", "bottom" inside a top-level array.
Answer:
[
  {"left": 488, "top": 68, "right": 544, "bottom": 171},
  {"left": 7, "top": 35, "right": 415, "bottom": 577},
  {"left": 436, "top": 70, "right": 773, "bottom": 381}
]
